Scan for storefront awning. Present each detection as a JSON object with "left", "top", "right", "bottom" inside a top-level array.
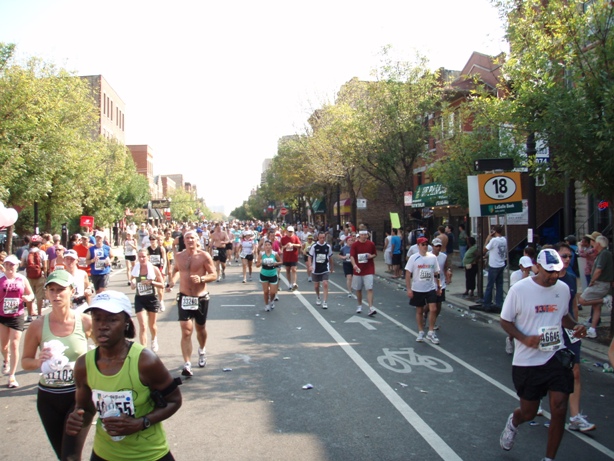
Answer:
[
  {"left": 333, "top": 198, "right": 352, "bottom": 216},
  {"left": 411, "top": 183, "right": 451, "bottom": 208},
  {"left": 312, "top": 198, "right": 326, "bottom": 214}
]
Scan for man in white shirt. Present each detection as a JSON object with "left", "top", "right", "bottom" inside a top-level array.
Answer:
[
  {"left": 482, "top": 225, "right": 507, "bottom": 312},
  {"left": 499, "top": 249, "right": 587, "bottom": 461}
]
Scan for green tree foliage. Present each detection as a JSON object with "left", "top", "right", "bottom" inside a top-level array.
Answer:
[
  {"left": 169, "top": 188, "right": 198, "bottom": 222},
  {"left": 493, "top": 0, "right": 614, "bottom": 202},
  {"left": 0, "top": 44, "right": 155, "bottom": 234}
]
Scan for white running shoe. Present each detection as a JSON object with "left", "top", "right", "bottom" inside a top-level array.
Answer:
[
  {"left": 586, "top": 327, "right": 597, "bottom": 338},
  {"left": 198, "top": 348, "right": 207, "bottom": 368},
  {"left": 181, "top": 362, "right": 193, "bottom": 377},
  {"left": 274, "top": 295, "right": 279, "bottom": 301},
  {"left": 568, "top": 413, "right": 596, "bottom": 432},
  {"left": 426, "top": 331, "right": 439, "bottom": 344},
  {"left": 416, "top": 331, "right": 425, "bottom": 342},
  {"left": 322, "top": 302, "right": 328, "bottom": 309},
  {"left": 355, "top": 306, "right": 362, "bottom": 314},
  {"left": 500, "top": 413, "right": 518, "bottom": 451},
  {"left": 151, "top": 337, "right": 159, "bottom": 353},
  {"left": 265, "top": 303, "right": 271, "bottom": 312},
  {"left": 368, "top": 308, "right": 377, "bottom": 317},
  {"left": 316, "top": 297, "right": 322, "bottom": 306}
]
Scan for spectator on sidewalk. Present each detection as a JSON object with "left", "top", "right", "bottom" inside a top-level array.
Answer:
[
  {"left": 462, "top": 236, "right": 479, "bottom": 297},
  {"left": 482, "top": 225, "right": 507, "bottom": 312},
  {"left": 458, "top": 224, "right": 468, "bottom": 269}
]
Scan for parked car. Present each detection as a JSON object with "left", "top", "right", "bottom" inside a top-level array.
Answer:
[{"left": 0, "top": 230, "right": 19, "bottom": 251}]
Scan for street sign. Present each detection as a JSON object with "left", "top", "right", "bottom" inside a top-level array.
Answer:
[
  {"left": 280, "top": 207, "right": 288, "bottom": 216},
  {"left": 474, "top": 158, "right": 514, "bottom": 172},
  {"left": 477, "top": 172, "right": 522, "bottom": 215},
  {"left": 404, "top": 191, "right": 413, "bottom": 207}
]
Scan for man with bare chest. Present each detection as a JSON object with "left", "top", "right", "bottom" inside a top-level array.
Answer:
[
  {"left": 210, "top": 223, "right": 230, "bottom": 282},
  {"left": 170, "top": 230, "right": 217, "bottom": 377}
]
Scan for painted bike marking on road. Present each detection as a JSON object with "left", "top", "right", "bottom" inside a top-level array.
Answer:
[
  {"left": 279, "top": 274, "right": 462, "bottom": 461},
  {"left": 322, "top": 276, "right": 614, "bottom": 459},
  {"left": 220, "top": 305, "right": 256, "bottom": 307},
  {"left": 377, "top": 347, "right": 453, "bottom": 373}
]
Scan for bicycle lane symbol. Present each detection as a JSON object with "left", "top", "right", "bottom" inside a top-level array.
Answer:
[{"left": 377, "top": 347, "right": 453, "bottom": 373}]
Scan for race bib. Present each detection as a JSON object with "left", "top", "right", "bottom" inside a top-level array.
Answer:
[
  {"left": 240, "top": 252, "right": 246, "bottom": 259},
  {"left": 285, "top": 246, "right": 294, "bottom": 252},
  {"left": 2, "top": 298, "right": 20, "bottom": 315},
  {"left": 43, "top": 362, "right": 75, "bottom": 386},
  {"left": 78, "top": 257, "right": 87, "bottom": 267},
  {"left": 539, "top": 325, "right": 562, "bottom": 351},
  {"left": 358, "top": 253, "right": 368, "bottom": 264},
  {"left": 149, "top": 255, "right": 161, "bottom": 265},
  {"left": 212, "top": 249, "right": 219, "bottom": 257},
  {"left": 316, "top": 253, "right": 326, "bottom": 264},
  {"left": 181, "top": 296, "right": 199, "bottom": 310},
  {"left": 137, "top": 282, "right": 154, "bottom": 296},
  {"left": 93, "top": 390, "right": 135, "bottom": 418},
  {"left": 95, "top": 259, "right": 106, "bottom": 271},
  {"left": 418, "top": 269, "right": 433, "bottom": 282}
]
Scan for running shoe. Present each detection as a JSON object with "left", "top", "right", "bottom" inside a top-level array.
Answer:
[
  {"left": 368, "top": 308, "right": 377, "bottom": 317},
  {"left": 181, "top": 363, "right": 193, "bottom": 377},
  {"left": 568, "top": 414, "right": 596, "bottom": 432},
  {"left": 274, "top": 295, "right": 279, "bottom": 301},
  {"left": 26, "top": 316, "right": 33, "bottom": 323},
  {"left": 586, "top": 327, "right": 597, "bottom": 338},
  {"left": 308, "top": 277, "right": 312, "bottom": 282},
  {"left": 433, "top": 324, "right": 440, "bottom": 331},
  {"left": 292, "top": 283, "right": 298, "bottom": 291},
  {"left": 505, "top": 337, "right": 515, "bottom": 355},
  {"left": 356, "top": 306, "right": 362, "bottom": 314},
  {"left": 198, "top": 348, "right": 207, "bottom": 368},
  {"left": 500, "top": 413, "right": 518, "bottom": 451},
  {"left": 603, "top": 294, "right": 613, "bottom": 310},
  {"left": 265, "top": 303, "right": 271, "bottom": 312},
  {"left": 322, "top": 302, "right": 328, "bottom": 309},
  {"left": 316, "top": 297, "right": 322, "bottom": 306},
  {"left": 270, "top": 302, "right": 275, "bottom": 310},
  {"left": 7, "top": 375, "right": 19, "bottom": 389},
  {"left": 242, "top": 280, "right": 247, "bottom": 283},
  {"left": 347, "top": 293, "right": 353, "bottom": 298},
  {"left": 217, "top": 277, "right": 221, "bottom": 283},
  {"left": 426, "top": 331, "right": 439, "bottom": 344},
  {"left": 536, "top": 404, "right": 544, "bottom": 416},
  {"left": 416, "top": 331, "right": 425, "bottom": 342},
  {"left": 151, "top": 337, "right": 159, "bottom": 353}
]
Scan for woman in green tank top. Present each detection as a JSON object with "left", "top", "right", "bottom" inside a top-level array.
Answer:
[
  {"left": 21, "top": 270, "right": 93, "bottom": 460},
  {"left": 66, "top": 290, "right": 182, "bottom": 461},
  {"left": 255, "top": 240, "right": 282, "bottom": 312}
]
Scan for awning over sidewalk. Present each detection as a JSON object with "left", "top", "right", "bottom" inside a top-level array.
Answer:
[
  {"left": 312, "top": 198, "right": 326, "bottom": 214},
  {"left": 411, "top": 183, "right": 451, "bottom": 208},
  {"left": 333, "top": 198, "right": 352, "bottom": 216}
]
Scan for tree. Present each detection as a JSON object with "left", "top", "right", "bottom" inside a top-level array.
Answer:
[{"left": 493, "top": 0, "right": 614, "bottom": 203}]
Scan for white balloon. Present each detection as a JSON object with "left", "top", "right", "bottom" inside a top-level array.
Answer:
[{"left": 0, "top": 207, "right": 17, "bottom": 228}]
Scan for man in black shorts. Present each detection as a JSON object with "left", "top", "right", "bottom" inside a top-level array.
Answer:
[
  {"left": 170, "top": 230, "right": 217, "bottom": 376},
  {"left": 210, "top": 223, "right": 230, "bottom": 282},
  {"left": 499, "top": 249, "right": 587, "bottom": 461}
]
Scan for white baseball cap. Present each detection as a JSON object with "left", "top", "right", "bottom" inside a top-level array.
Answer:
[
  {"left": 519, "top": 256, "right": 533, "bottom": 268},
  {"left": 536, "top": 249, "right": 564, "bottom": 272},
  {"left": 85, "top": 290, "right": 132, "bottom": 316}
]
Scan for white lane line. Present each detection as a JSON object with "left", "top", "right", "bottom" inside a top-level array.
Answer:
[
  {"left": 280, "top": 274, "right": 462, "bottom": 461},
  {"left": 220, "top": 305, "right": 256, "bottom": 307},
  {"left": 324, "top": 278, "right": 614, "bottom": 459}
]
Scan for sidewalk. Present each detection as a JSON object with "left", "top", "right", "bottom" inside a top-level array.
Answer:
[{"left": 367, "top": 251, "right": 611, "bottom": 364}]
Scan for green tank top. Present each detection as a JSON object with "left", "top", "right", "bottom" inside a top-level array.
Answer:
[
  {"left": 86, "top": 342, "right": 169, "bottom": 461},
  {"left": 260, "top": 251, "right": 278, "bottom": 277},
  {"left": 39, "top": 313, "right": 87, "bottom": 389}
]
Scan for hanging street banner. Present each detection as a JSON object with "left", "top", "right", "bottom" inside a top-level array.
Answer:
[
  {"left": 468, "top": 172, "right": 523, "bottom": 217},
  {"left": 411, "top": 183, "right": 449, "bottom": 208}
]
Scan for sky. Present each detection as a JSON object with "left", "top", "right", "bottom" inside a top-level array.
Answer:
[{"left": 0, "top": 0, "right": 507, "bottom": 215}]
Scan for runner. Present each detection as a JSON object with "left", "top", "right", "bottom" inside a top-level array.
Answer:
[
  {"left": 405, "top": 237, "right": 441, "bottom": 344},
  {"left": 302, "top": 234, "right": 315, "bottom": 282},
  {"left": 255, "top": 240, "right": 282, "bottom": 312},
  {"left": 499, "top": 249, "right": 587, "bottom": 460},
  {"left": 338, "top": 233, "right": 355, "bottom": 298},
  {"left": 308, "top": 232, "right": 334, "bottom": 309},
  {"left": 63, "top": 249, "right": 93, "bottom": 311},
  {"left": 240, "top": 230, "right": 257, "bottom": 283},
  {"left": 123, "top": 231, "right": 138, "bottom": 286},
  {"left": 86, "top": 231, "right": 113, "bottom": 294},
  {"left": 131, "top": 249, "right": 165, "bottom": 353},
  {"left": 0, "top": 255, "right": 35, "bottom": 388},
  {"left": 280, "top": 226, "right": 301, "bottom": 291},
  {"left": 210, "top": 223, "right": 230, "bottom": 282},
  {"left": 169, "top": 230, "right": 217, "bottom": 376},
  {"left": 162, "top": 230, "right": 175, "bottom": 290},
  {"left": 66, "top": 290, "right": 182, "bottom": 461},
  {"left": 350, "top": 229, "right": 377, "bottom": 317},
  {"left": 431, "top": 237, "right": 451, "bottom": 331},
  {"left": 21, "top": 270, "right": 93, "bottom": 459},
  {"left": 147, "top": 235, "right": 167, "bottom": 311}
]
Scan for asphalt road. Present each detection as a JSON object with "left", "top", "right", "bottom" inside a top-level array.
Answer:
[{"left": 2, "top": 260, "right": 614, "bottom": 461}]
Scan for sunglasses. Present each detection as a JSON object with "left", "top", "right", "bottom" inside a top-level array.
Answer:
[{"left": 559, "top": 254, "right": 572, "bottom": 259}]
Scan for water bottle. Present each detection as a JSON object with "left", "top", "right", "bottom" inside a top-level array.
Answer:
[{"left": 102, "top": 407, "right": 125, "bottom": 441}]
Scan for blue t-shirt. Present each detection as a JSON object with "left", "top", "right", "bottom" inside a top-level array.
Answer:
[
  {"left": 89, "top": 244, "right": 111, "bottom": 275},
  {"left": 340, "top": 245, "right": 352, "bottom": 266},
  {"left": 391, "top": 235, "right": 402, "bottom": 255}
]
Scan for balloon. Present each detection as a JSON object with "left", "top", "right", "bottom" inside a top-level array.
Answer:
[{"left": 0, "top": 207, "right": 18, "bottom": 228}]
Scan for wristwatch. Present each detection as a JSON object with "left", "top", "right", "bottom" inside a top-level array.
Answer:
[{"left": 142, "top": 416, "right": 151, "bottom": 430}]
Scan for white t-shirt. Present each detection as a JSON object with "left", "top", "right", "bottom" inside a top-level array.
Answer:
[
  {"left": 510, "top": 269, "right": 536, "bottom": 286},
  {"left": 405, "top": 252, "right": 440, "bottom": 293},
  {"left": 434, "top": 252, "right": 448, "bottom": 290},
  {"left": 486, "top": 236, "right": 507, "bottom": 268},
  {"left": 501, "top": 276, "right": 571, "bottom": 366}
]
